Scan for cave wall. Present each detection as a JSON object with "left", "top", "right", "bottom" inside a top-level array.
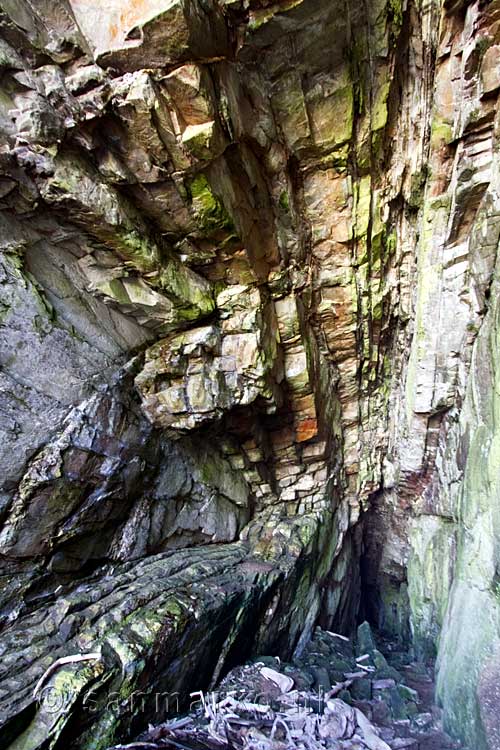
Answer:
[
  {"left": 0, "top": 1, "right": 402, "bottom": 746},
  {"left": 366, "top": 3, "right": 500, "bottom": 747},
  {"left": 0, "top": 0, "right": 500, "bottom": 748},
  {"left": 434, "top": 232, "right": 500, "bottom": 750},
  {"left": 351, "top": 5, "right": 500, "bottom": 748}
]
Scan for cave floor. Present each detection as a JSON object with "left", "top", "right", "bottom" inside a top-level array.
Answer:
[{"left": 113, "top": 625, "right": 463, "bottom": 750}]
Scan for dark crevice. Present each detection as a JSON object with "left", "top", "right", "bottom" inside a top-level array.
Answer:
[{"left": 358, "top": 494, "right": 411, "bottom": 647}]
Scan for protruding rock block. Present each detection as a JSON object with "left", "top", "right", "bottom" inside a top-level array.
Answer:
[
  {"left": 136, "top": 285, "right": 281, "bottom": 431},
  {"left": 69, "top": 0, "right": 230, "bottom": 70}
]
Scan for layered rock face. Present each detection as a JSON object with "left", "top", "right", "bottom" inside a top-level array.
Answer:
[{"left": 0, "top": 0, "right": 499, "bottom": 748}]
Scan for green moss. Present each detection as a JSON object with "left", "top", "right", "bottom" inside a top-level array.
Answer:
[
  {"left": 296, "top": 516, "right": 318, "bottom": 547},
  {"left": 375, "top": 127, "right": 387, "bottom": 160},
  {"left": 69, "top": 324, "right": 84, "bottom": 341},
  {"left": 158, "top": 261, "right": 215, "bottom": 317},
  {"left": 387, "top": 0, "right": 403, "bottom": 37},
  {"left": 279, "top": 190, "right": 290, "bottom": 211},
  {"left": 247, "top": 0, "right": 303, "bottom": 30},
  {"left": 95, "top": 278, "right": 130, "bottom": 305},
  {"left": 385, "top": 231, "right": 397, "bottom": 254},
  {"left": 189, "top": 174, "right": 235, "bottom": 235},
  {"left": 408, "top": 516, "right": 456, "bottom": 659},
  {"left": 8, "top": 662, "right": 102, "bottom": 750},
  {"left": 330, "top": 85, "right": 355, "bottom": 145},
  {"left": 353, "top": 176, "right": 372, "bottom": 240},
  {"left": 0, "top": 40, "right": 20, "bottom": 69},
  {"left": 119, "top": 230, "right": 158, "bottom": 273},
  {"left": 371, "top": 79, "right": 392, "bottom": 133},
  {"left": 428, "top": 288, "right": 500, "bottom": 744},
  {"left": 5, "top": 250, "right": 60, "bottom": 332},
  {"left": 248, "top": 7, "right": 276, "bottom": 30},
  {"left": 315, "top": 518, "right": 339, "bottom": 580},
  {"left": 331, "top": 147, "right": 350, "bottom": 171},
  {"left": 372, "top": 298, "right": 383, "bottom": 321},
  {"left": 182, "top": 124, "right": 214, "bottom": 159},
  {"left": 128, "top": 609, "right": 164, "bottom": 645},
  {"left": 82, "top": 714, "right": 121, "bottom": 750},
  {"left": 346, "top": 37, "right": 367, "bottom": 116},
  {"left": 370, "top": 223, "right": 386, "bottom": 267},
  {"left": 375, "top": 580, "right": 411, "bottom": 644},
  {"left": 431, "top": 117, "right": 453, "bottom": 148},
  {"left": 408, "top": 166, "right": 429, "bottom": 209}
]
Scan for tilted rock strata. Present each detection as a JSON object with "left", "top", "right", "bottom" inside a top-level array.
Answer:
[{"left": 0, "top": 530, "right": 340, "bottom": 750}]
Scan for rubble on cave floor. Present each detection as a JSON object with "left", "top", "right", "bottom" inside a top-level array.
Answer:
[{"left": 108, "top": 624, "right": 462, "bottom": 750}]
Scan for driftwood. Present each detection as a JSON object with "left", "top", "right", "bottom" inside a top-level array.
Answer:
[
  {"left": 325, "top": 632, "right": 349, "bottom": 642},
  {"left": 33, "top": 652, "right": 101, "bottom": 698},
  {"left": 106, "top": 627, "right": 453, "bottom": 750},
  {"left": 108, "top": 684, "right": 392, "bottom": 750}
]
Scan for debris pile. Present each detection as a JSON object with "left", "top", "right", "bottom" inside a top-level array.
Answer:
[{"left": 109, "top": 625, "right": 461, "bottom": 750}]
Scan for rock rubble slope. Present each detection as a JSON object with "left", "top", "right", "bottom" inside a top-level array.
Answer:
[
  {"left": 108, "top": 625, "right": 460, "bottom": 750},
  {"left": 0, "top": 1, "right": 499, "bottom": 749}
]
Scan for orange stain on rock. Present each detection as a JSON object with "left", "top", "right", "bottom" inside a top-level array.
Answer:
[
  {"left": 295, "top": 418, "right": 318, "bottom": 443},
  {"left": 120, "top": 0, "right": 156, "bottom": 29}
]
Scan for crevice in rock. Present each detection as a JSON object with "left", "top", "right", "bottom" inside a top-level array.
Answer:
[{"left": 358, "top": 496, "right": 411, "bottom": 648}]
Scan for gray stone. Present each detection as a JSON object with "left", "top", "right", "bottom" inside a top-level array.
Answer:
[{"left": 357, "top": 622, "right": 377, "bottom": 656}]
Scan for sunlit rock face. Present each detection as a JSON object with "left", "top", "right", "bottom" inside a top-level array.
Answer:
[{"left": 0, "top": 0, "right": 499, "bottom": 748}]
